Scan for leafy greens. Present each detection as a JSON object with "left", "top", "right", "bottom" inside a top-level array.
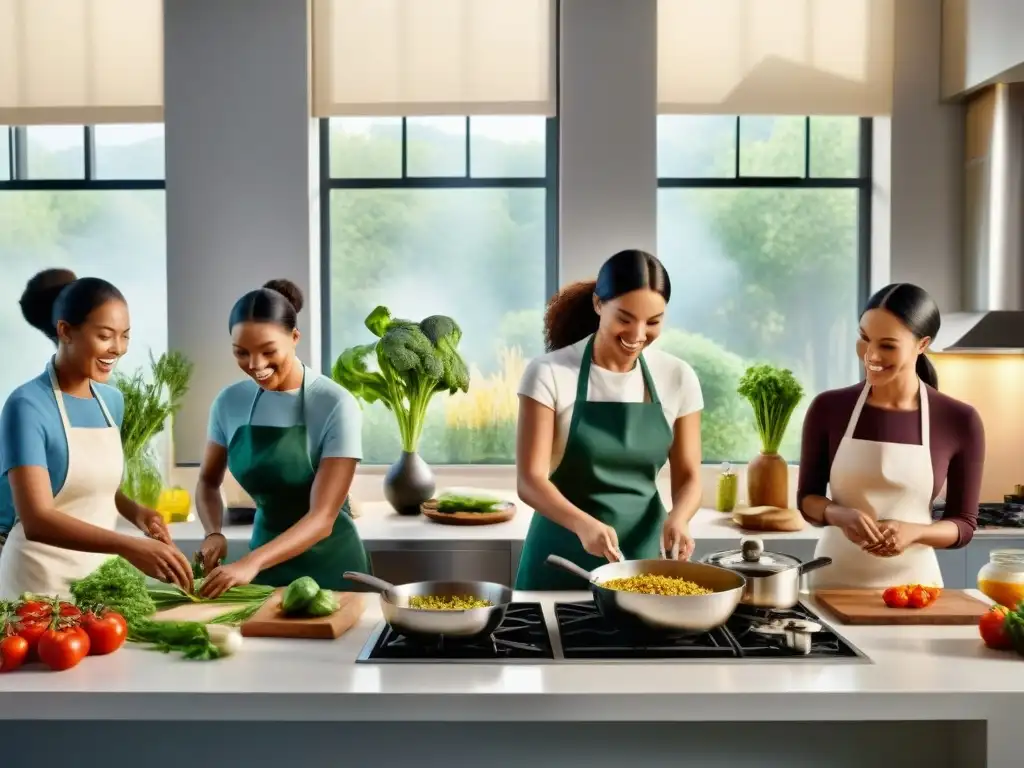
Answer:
[{"left": 331, "top": 306, "right": 470, "bottom": 452}]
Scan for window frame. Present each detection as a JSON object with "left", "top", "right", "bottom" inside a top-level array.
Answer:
[
  {"left": 0, "top": 126, "right": 165, "bottom": 191},
  {"left": 318, "top": 115, "right": 560, "bottom": 381},
  {"left": 657, "top": 116, "right": 873, "bottom": 310}
]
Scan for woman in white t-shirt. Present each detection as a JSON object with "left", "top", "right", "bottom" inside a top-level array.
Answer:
[{"left": 514, "top": 249, "right": 705, "bottom": 590}]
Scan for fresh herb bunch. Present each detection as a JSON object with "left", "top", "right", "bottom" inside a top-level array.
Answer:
[
  {"left": 69, "top": 557, "right": 271, "bottom": 659},
  {"left": 115, "top": 350, "right": 194, "bottom": 508},
  {"left": 736, "top": 363, "right": 805, "bottom": 454},
  {"left": 331, "top": 306, "right": 470, "bottom": 453}
]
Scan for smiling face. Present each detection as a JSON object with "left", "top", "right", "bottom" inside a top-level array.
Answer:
[
  {"left": 593, "top": 288, "right": 667, "bottom": 367},
  {"left": 57, "top": 299, "right": 130, "bottom": 383},
  {"left": 857, "top": 308, "right": 930, "bottom": 387},
  {"left": 231, "top": 321, "right": 300, "bottom": 390}
]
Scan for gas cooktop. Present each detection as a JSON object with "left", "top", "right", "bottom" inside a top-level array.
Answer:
[{"left": 355, "top": 600, "right": 870, "bottom": 664}]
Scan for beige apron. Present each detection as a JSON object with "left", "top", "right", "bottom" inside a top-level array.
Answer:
[
  {"left": 811, "top": 379, "right": 943, "bottom": 589},
  {"left": 0, "top": 361, "right": 124, "bottom": 600}
]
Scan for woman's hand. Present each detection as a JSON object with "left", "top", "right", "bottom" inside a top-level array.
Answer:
[
  {"left": 575, "top": 517, "right": 622, "bottom": 563},
  {"left": 864, "top": 519, "right": 921, "bottom": 557},
  {"left": 661, "top": 514, "right": 695, "bottom": 560},
  {"left": 197, "top": 532, "right": 228, "bottom": 575},
  {"left": 123, "top": 537, "right": 194, "bottom": 592},
  {"left": 135, "top": 508, "right": 173, "bottom": 545},
  {"left": 826, "top": 505, "right": 885, "bottom": 548},
  {"left": 199, "top": 558, "right": 261, "bottom": 599}
]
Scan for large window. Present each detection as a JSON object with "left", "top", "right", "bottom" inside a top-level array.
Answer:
[
  {"left": 323, "top": 117, "right": 556, "bottom": 466},
  {"left": 0, "top": 125, "right": 167, "bottom": 405},
  {"left": 657, "top": 116, "right": 869, "bottom": 462}
]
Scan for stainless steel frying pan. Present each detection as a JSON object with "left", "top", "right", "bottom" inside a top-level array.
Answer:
[
  {"left": 546, "top": 554, "right": 747, "bottom": 633},
  {"left": 344, "top": 571, "right": 513, "bottom": 638}
]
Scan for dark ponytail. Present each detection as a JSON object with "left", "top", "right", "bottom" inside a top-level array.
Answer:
[
  {"left": 862, "top": 282, "right": 941, "bottom": 390},
  {"left": 915, "top": 355, "right": 939, "bottom": 390},
  {"left": 543, "top": 249, "right": 671, "bottom": 351},
  {"left": 19, "top": 269, "right": 125, "bottom": 345}
]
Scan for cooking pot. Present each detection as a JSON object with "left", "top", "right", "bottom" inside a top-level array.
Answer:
[{"left": 701, "top": 536, "right": 832, "bottom": 610}]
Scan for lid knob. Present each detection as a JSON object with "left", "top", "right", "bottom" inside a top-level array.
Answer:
[{"left": 741, "top": 536, "right": 764, "bottom": 562}]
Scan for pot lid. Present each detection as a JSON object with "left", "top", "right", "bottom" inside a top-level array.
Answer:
[{"left": 704, "top": 536, "right": 802, "bottom": 574}]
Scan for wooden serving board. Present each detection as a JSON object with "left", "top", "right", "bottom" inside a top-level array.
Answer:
[
  {"left": 814, "top": 589, "right": 990, "bottom": 625},
  {"left": 421, "top": 499, "right": 516, "bottom": 526},
  {"left": 239, "top": 589, "right": 366, "bottom": 639}
]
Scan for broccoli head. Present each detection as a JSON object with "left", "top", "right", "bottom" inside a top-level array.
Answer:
[
  {"left": 378, "top": 324, "right": 444, "bottom": 380},
  {"left": 332, "top": 306, "right": 473, "bottom": 453},
  {"left": 420, "top": 315, "right": 470, "bottom": 394}
]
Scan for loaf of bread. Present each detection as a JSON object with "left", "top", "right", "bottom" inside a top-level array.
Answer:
[{"left": 731, "top": 505, "right": 805, "bottom": 532}]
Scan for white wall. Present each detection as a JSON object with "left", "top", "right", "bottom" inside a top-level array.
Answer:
[
  {"left": 876, "top": 0, "right": 965, "bottom": 311},
  {"left": 942, "top": 0, "right": 1024, "bottom": 99},
  {"left": 558, "top": 0, "right": 658, "bottom": 284},
  {"left": 164, "top": 0, "right": 320, "bottom": 463}
]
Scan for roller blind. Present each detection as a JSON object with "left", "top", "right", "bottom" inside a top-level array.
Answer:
[
  {"left": 0, "top": 0, "right": 163, "bottom": 125},
  {"left": 658, "top": 0, "right": 895, "bottom": 116},
  {"left": 311, "top": 0, "right": 556, "bottom": 117}
]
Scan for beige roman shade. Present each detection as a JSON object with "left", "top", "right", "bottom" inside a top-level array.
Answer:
[
  {"left": 311, "top": 0, "right": 556, "bottom": 117},
  {"left": 658, "top": 0, "right": 895, "bottom": 116},
  {"left": 0, "top": 0, "right": 163, "bottom": 125}
]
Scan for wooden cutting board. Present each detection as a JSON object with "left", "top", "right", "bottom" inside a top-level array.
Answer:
[
  {"left": 152, "top": 590, "right": 366, "bottom": 639},
  {"left": 814, "top": 589, "right": 990, "bottom": 625},
  {"left": 238, "top": 589, "right": 366, "bottom": 639}
]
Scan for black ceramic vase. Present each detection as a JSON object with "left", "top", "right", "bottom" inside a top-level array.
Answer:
[{"left": 384, "top": 451, "right": 436, "bottom": 516}]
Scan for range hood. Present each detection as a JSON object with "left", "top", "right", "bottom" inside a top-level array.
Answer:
[{"left": 932, "top": 82, "right": 1024, "bottom": 353}]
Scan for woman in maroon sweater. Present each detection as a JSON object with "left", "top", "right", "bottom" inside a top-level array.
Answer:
[{"left": 797, "top": 283, "right": 985, "bottom": 589}]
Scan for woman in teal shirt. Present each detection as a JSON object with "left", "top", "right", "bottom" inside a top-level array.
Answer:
[
  {"left": 0, "top": 268, "right": 192, "bottom": 598},
  {"left": 195, "top": 279, "right": 371, "bottom": 598}
]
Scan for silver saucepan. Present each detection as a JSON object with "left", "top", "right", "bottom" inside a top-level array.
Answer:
[
  {"left": 545, "top": 554, "right": 747, "bottom": 634},
  {"left": 343, "top": 571, "right": 513, "bottom": 638},
  {"left": 701, "top": 537, "right": 833, "bottom": 610}
]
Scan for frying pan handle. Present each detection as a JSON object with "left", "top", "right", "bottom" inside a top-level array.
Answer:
[
  {"left": 797, "top": 557, "right": 833, "bottom": 576},
  {"left": 343, "top": 571, "right": 396, "bottom": 594},
  {"left": 546, "top": 555, "right": 595, "bottom": 582}
]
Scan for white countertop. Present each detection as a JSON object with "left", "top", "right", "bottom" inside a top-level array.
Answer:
[
  {"left": 2, "top": 588, "right": 1021, "bottom": 726},
  {"left": 133, "top": 503, "right": 1024, "bottom": 544}
]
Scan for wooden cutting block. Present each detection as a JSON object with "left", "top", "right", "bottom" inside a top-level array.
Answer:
[
  {"left": 814, "top": 588, "right": 991, "bottom": 625},
  {"left": 239, "top": 589, "right": 366, "bottom": 639}
]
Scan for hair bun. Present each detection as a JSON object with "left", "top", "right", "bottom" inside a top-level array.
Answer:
[
  {"left": 263, "top": 279, "right": 304, "bottom": 314},
  {"left": 19, "top": 268, "right": 78, "bottom": 340}
]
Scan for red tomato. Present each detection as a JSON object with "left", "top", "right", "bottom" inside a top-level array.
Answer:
[
  {"left": 908, "top": 585, "right": 932, "bottom": 609},
  {"left": 37, "top": 626, "right": 90, "bottom": 671},
  {"left": 979, "top": 606, "right": 1013, "bottom": 650},
  {"left": 882, "top": 586, "right": 909, "bottom": 608},
  {"left": 16, "top": 617, "right": 48, "bottom": 651},
  {"left": 16, "top": 601, "right": 49, "bottom": 619},
  {"left": 0, "top": 635, "right": 29, "bottom": 672},
  {"left": 81, "top": 610, "right": 127, "bottom": 656}
]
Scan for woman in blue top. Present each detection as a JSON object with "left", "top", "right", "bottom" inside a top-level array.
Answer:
[
  {"left": 0, "top": 269, "right": 193, "bottom": 599},
  {"left": 194, "top": 279, "right": 370, "bottom": 598}
]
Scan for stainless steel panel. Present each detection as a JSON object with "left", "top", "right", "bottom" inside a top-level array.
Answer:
[{"left": 369, "top": 549, "right": 512, "bottom": 586}]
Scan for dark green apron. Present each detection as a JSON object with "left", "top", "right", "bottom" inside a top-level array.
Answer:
[
  {"left": 226, "top": 368, "right": 371, "bottom": 591},
  {"left": 515, "top": 337, "right": 675, "bottom": 590}
]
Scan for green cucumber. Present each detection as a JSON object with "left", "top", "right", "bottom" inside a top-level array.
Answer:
[
  {"left": 281, "top": 576, "right": 320, "bottom": 615},
  {"left": 305, "top": 589, "right": 339, "bottom": 618}
]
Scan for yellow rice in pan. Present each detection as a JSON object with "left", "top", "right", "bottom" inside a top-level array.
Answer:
[{"left": 600, "top": 574, "right": 713, "bottom": 596}]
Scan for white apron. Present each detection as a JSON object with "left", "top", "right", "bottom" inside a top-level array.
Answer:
[
  {"left": 811, "top": 379, "right": 943, "bottom": 589},
  {"left": 0, "top": 361, "right": 124, "bottom": 600}
]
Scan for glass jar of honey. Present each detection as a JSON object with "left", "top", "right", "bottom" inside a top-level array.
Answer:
[{"left": 977, "top": 549, "right": 1024, "bottom": 609}]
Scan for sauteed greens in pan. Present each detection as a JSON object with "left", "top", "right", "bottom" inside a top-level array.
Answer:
[{"left": 601, "top": 574, "right": 713, "bottom": 596}]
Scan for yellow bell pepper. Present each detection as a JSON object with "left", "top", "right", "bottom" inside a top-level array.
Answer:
[{"left": 157, "top": 486, "right": 192, "bottom": 523}]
